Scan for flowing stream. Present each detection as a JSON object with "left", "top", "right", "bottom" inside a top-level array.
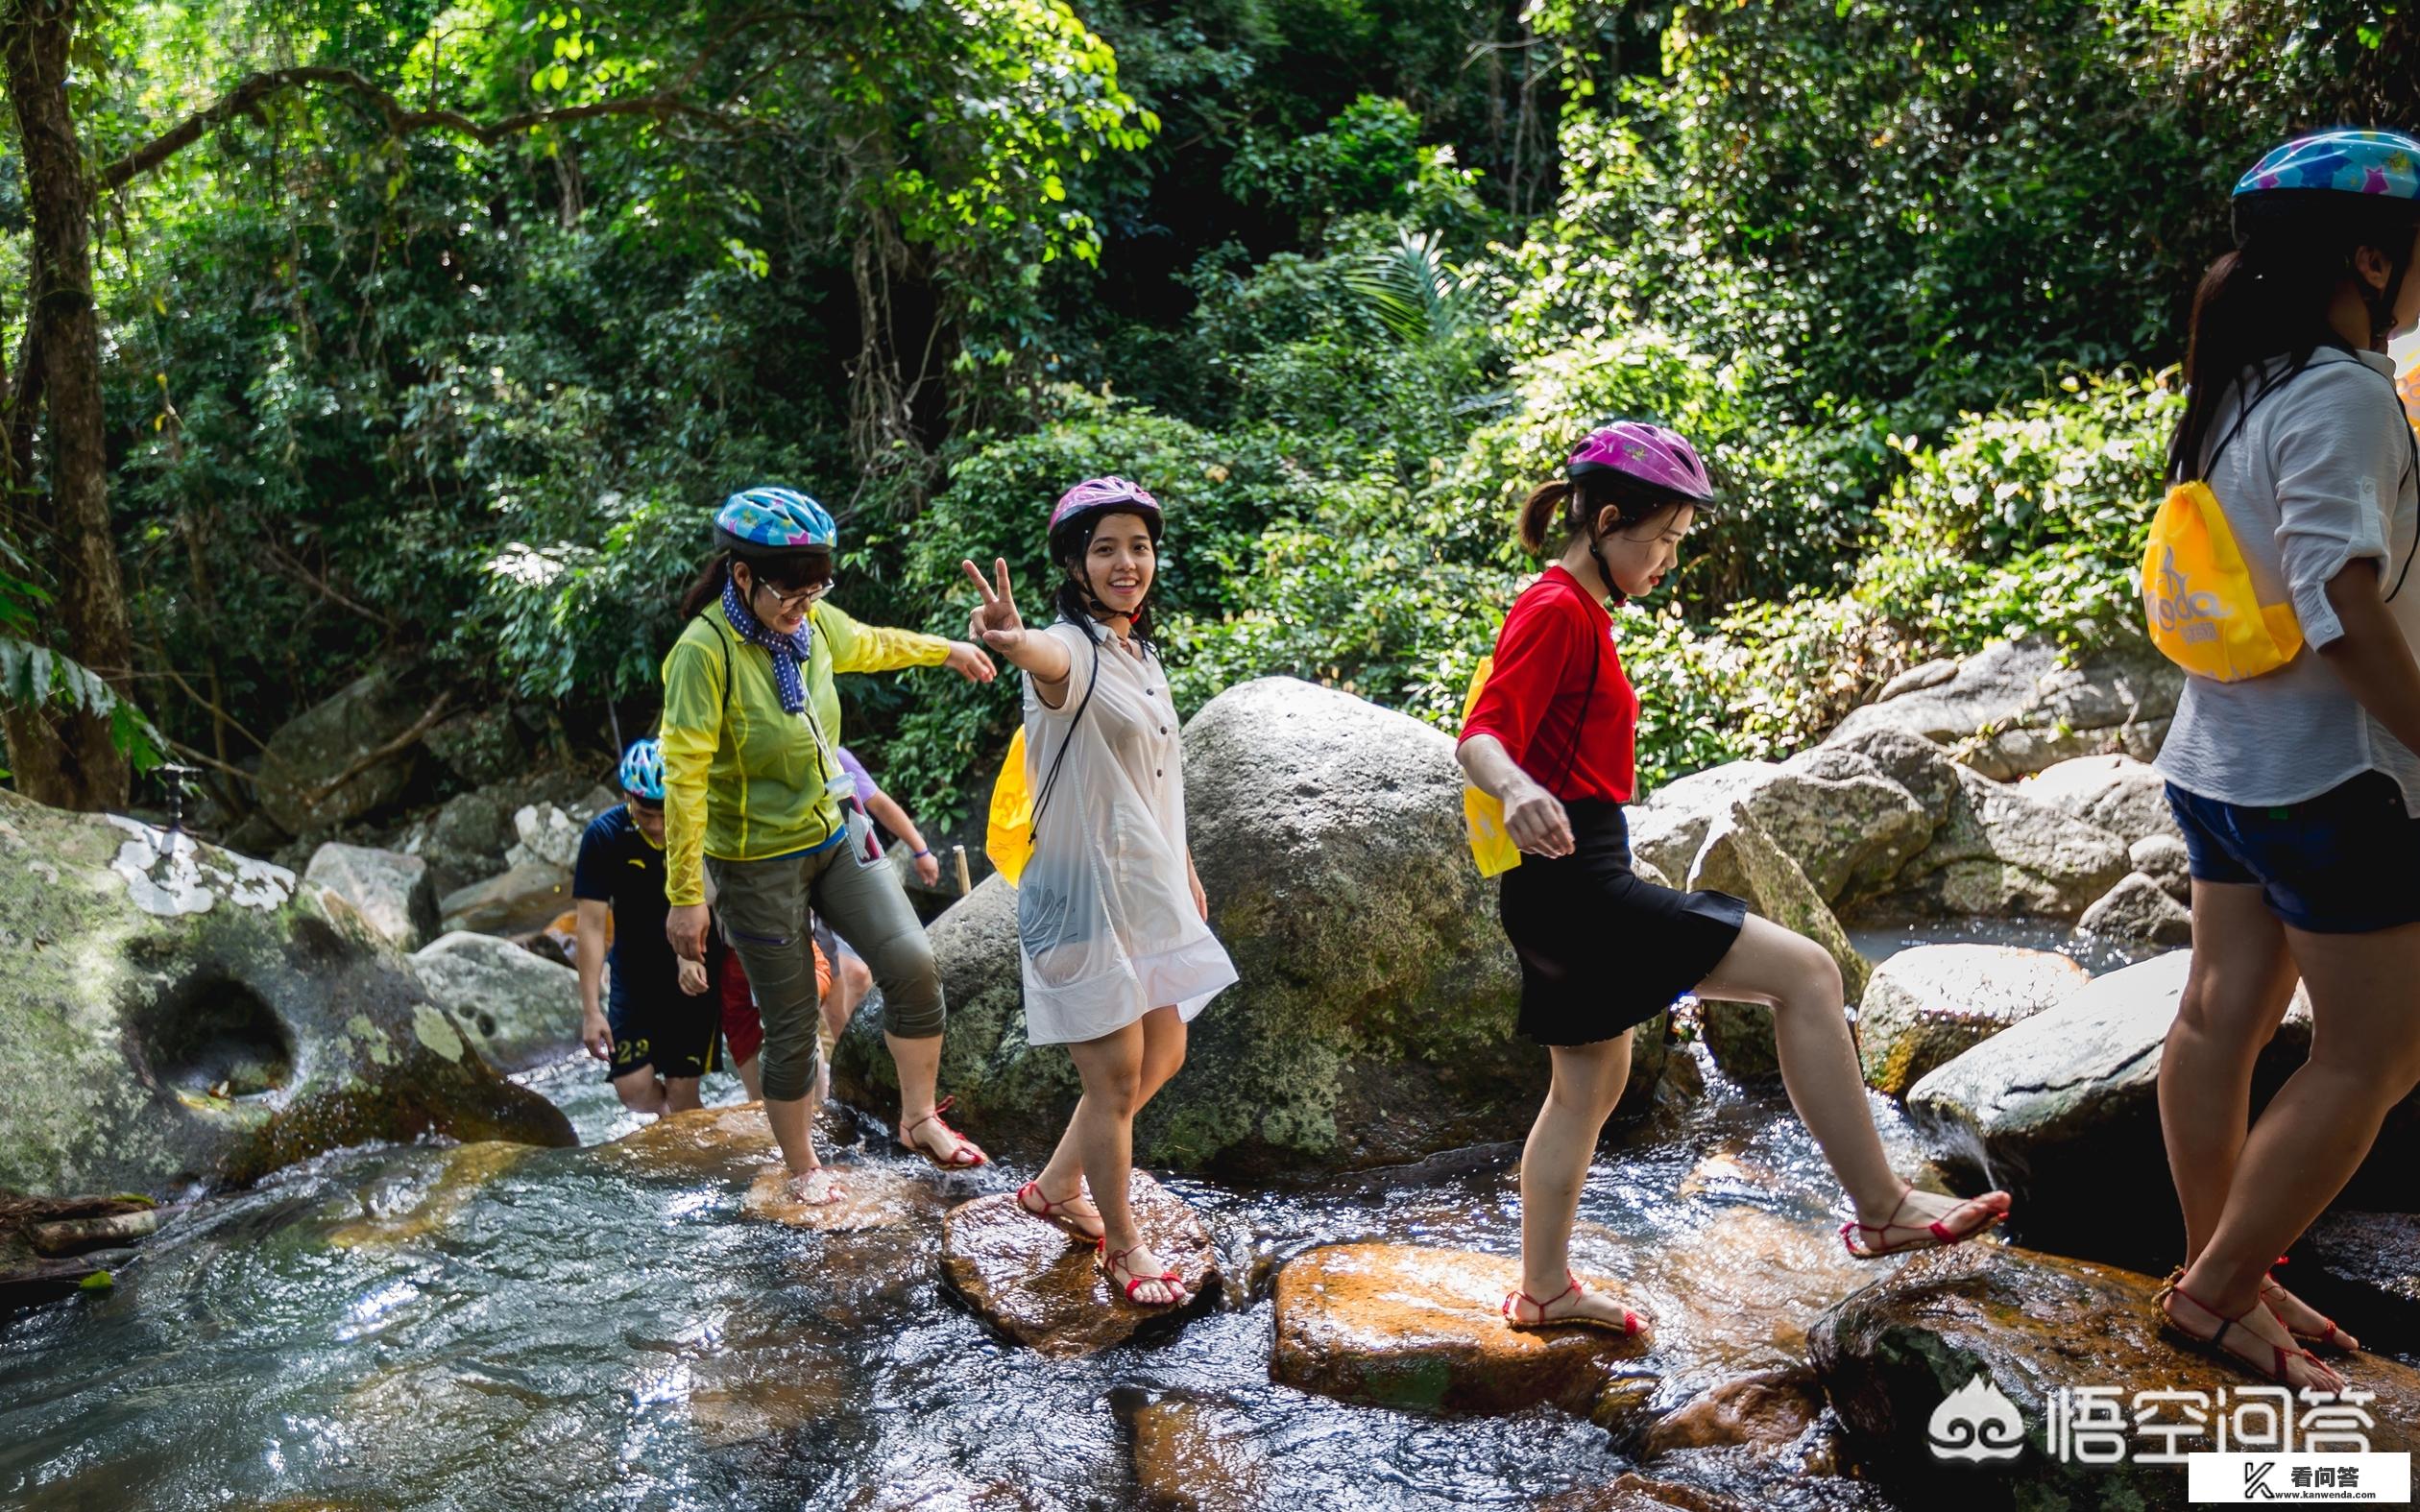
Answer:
[{"left": 0, "top": 926, "right": 2126, "bottom": 1510}]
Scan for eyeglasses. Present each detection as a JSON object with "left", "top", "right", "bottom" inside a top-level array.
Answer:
[{"left": 755, "top": 578, "right": 835, "bottom": 612}]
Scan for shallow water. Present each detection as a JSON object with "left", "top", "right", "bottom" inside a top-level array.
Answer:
[
  {"left": 0, "top": 1048, "right": 1926, "bottom": 1511},
  {"left": 5, "top": 921, "right": 2120, "bottom": 1510}
]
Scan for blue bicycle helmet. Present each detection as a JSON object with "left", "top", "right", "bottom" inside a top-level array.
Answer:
[
  {"left": 714, "top": 487, "right": 837, "bottom": 557},
  {"left": 617, "top": 738, "right": 666, "bottom": 803},
  {"left": 2235, "top": 130, "right": 2420, "bottom": 203}
]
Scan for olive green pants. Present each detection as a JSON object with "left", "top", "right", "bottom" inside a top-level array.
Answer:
[{"left": 709, "top": 826, "right": 941, "bottom": 1103}]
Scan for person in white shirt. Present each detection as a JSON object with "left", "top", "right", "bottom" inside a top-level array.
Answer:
[
  {"left": 961, "top": 478, "right": 1237, "bottom": 1311},
  {"left": 2151, "top": 130, "right": 2420, "bottom": 1395}
]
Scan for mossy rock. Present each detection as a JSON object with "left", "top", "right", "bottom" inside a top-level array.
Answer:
[{"left": 0, "top": 790, "right": 572, "bottom": 1198}]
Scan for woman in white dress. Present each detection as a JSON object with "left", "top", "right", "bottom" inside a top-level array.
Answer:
[{"left": 961, "top": 477, "right": 1237, "bottom": 1308}]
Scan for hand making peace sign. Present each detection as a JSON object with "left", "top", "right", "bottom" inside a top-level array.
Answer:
[{"left": 961, "top": 555, "right": 1075, "bottom": 688}]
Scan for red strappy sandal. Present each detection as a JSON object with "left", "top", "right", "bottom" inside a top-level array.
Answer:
[
  {"left": 1014, "top": 1179, "right": 1103, "bottom": 1242},
  {"left": 2263, "top": 1256, "right": 2360, "bottom": 1352},
  {"left": 1840, "top": 1183, "right": 2007, "bottom": 1260},
  {"left": 2157, "top": 1267, "right": 2342, "bottom": 1392},
  {"left": 898, "top": 1096, "right": 988, "bottom": 1169},
  {"left": 1098, "top": 1238, "right": 1188, "bottom": 1308},
  {"left": 1500, "top": 1274, "right": 1645, "bottom": 1337}
]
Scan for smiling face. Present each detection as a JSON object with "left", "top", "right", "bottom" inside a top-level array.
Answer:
[
  {"left": 729, "top": 555, "right": 830, "bottom": 637},
  {"left": 1594, "top": 502, "right": 1696, "bottom": 599},
  {"left": 1076, "top": 511, "right": 1157, "bottom": 618}
]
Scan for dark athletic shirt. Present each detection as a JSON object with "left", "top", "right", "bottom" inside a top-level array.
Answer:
[{"left": 571, "top": 805, "right": 676, "bottom": 995}]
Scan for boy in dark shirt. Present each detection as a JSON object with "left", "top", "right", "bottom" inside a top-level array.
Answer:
[{"left": 576, "top": 739, "right": 719, "bottom": 1116}]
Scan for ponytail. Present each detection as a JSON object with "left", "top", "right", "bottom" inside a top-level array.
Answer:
[
  {"left": 1517, "top": 482, "right": 1572, "bottom": 556},
  {"left": 2169, "top": 198, "right": 2420, "bottom": 482},
  {"left": 679, "top": 551, "right": 734, "bottom": 620}
]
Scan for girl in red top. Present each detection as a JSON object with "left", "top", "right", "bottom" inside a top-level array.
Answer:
[{"left": 1459, "top": 422, "right": 2014, "bottom": 1335}]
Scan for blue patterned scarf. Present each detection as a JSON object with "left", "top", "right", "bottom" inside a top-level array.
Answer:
[{"left": 722, "top": 576, "right": 814, "bottom": 714}]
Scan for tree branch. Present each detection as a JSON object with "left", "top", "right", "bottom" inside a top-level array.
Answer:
[
  {"left": 300, "top": 691, "right": 453, "bottom": 804},
  {"left": 99, "top": 66, "right": 739, "bottom": 193}
]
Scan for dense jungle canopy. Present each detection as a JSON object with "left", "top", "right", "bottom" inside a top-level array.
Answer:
[{"left": 0, "top": 0, "right": 2410, "bottom": 835}]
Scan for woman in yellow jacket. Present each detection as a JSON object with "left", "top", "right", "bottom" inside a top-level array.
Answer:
[{"left": 661, "top": 488, "right": 995, "bottom": 1202}]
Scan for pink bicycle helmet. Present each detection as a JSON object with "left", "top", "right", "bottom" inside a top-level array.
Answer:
[
  {"left": 1565, "top": 422, "right": 1718, "bottom": 503},
  {"left": 1048, "top": 476, "right": 1162, "bottom": 539}
]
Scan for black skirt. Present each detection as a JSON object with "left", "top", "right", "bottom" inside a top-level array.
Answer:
[{"left": 1498, "top": 800, "right": 1749, "bottom": 1046}]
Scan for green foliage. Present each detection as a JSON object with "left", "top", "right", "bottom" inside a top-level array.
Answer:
[{"left": 1856, "top": 369, "right": 2183, "bottom": 649}]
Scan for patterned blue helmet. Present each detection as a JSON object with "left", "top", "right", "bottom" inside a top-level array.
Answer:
[
  {"left": 714, "top": 487, "right": 837, "bottom": 556},
  {"left": 2236, "top": 130, "right": 2420, "bottom": 203},
  {"left": 617, "top": 738, "right": 666, "bottom": 803}
]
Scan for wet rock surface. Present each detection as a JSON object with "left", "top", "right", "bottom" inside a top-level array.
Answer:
[
  {"left": 2296, "top": 1210, "right": 2420, "bottom": 1354},
  {"left": 1270, "top": 1243, "right": 1654, "bottom": 1417},
  {"left": 941, "top": 1169, "right": 1217, "bottom": 1357},
  {"left": 1128, "top": 1395, "right": 1268, "bottom": 1511},
  {"left": 1808, "top": 1242, "right": 2420, "bottom": 1511},
  {"left": 0, "top": 792, "right": 571, "bottom": 1197},
  {"left": 743, "top": 1164, "right": 941, "bottom": 1233},
  {"left": 1639, "top": 1367, "right": 1829, "bottom": 1460},
  {"left": 1854, "top": 945, "right": 2088, "bottom": 1098}
]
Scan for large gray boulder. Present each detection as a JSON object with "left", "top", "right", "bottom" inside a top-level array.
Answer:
[
  {"left": 302, "top": 842, "right": 438, "bottom": 950},
  {"left": 390, "top": 773, "right": 615, "bottom": 898},
  {"left": 1684, "top": 803, "right": 1871, "bottom": 1082},
  {"left": 2020, "top": 754, "right": 2183, "bottom": 849},
  {"left": 836, "top": 678, "right": 1667, "bottom": 1177},
  {"left": 1861, "top": 765, "right": 2130, "bottom": 920},
  {"left": 0, "top": 791, "right": 572, "bottom": 1198},
  {"left": 1823, "top": 635, "right": 2181, "bottom": 781},
  {"left": 1906, "top": 951, "right": 2415, "bottom": 1263},
  {"left": 1630, "top": 746, "right": 1933, "bottom": 906},
  {"left": 2075, "top": 872, "right": 2192, "bottom": 948},
  {"left": 1854, "top": 944, "right": 2089, "bottom": 1097},
  {"left": 409, "top": 931, "right": 584, "bottom": 1071},
  {"left": 254, "top": 665, "right": 430, "bottom": 836}
]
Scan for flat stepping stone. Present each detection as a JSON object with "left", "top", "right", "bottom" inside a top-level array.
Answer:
[
  {"left": 742, "top": 1164, "right": 934, "bottom": 1232},
  {"left": 1272, "top": 1244, "right": 1650, "bottom": 1417},
  {"left": 940, "top": 1170, "right": 1216, "bottom": 1357},
  {"left": 601, "top": 1100, "right": 859, "bottom": 1181},
  {"left": 1855, "top": 944, "right": 2088, "bottom": 1096}
]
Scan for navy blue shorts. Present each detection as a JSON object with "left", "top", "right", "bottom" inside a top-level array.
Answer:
[
  {"left": 2165, "top": 771, "right": 2420, "bottom": 934},
  {"left": 604, "top": 971, "right": 721, "bottom": 1083}
]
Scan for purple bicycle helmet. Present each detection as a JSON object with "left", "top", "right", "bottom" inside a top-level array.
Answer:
[
  {"left": 1565, "top": 422, "right": 1718, "bottom": 503},
  {"left": 1048, "top": 476, "right": 1162, "bottom": 539}
]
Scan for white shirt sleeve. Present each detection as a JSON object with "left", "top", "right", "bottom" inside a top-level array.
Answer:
[
  {"left": 1023, "top": 620, "right": 1101, "bottom": 716},
  {"left": 2268, "top": 362, "right": 2410, "bottom": 650}
]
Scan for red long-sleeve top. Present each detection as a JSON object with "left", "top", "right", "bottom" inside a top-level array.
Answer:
[{"left": 1459, "top": 565, "right": 1639, "bottom": 803}]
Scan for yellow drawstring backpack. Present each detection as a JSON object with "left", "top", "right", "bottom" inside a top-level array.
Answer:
[
  {"left": 1461, "top": 656, "right": 1523, "bottom": 877},
  {"left": 2144, "top": 353, "right": 2419, "bottom": 682},
  {"left": 983, "top": 631, "right": 1101, "bottom": 888},
  {"left": 2141, "top": 478, "right": 2304, "bottom": 683}
]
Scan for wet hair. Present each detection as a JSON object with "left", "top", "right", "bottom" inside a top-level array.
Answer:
[
  {"left": 1515, "top": 469, "right": 1696, "bottom": 556},
  {"left": 677, "top": 547, "right": 834, "bottom": 621},
  {"left": 1050, "top": 508, "right": 1159, "bottom": 653},
  {"left": 2168, "top": 193, "right": 2420, "bottom": 482}
]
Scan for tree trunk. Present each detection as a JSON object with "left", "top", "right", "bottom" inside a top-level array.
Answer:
[{"left": 1, "top": 0, "right": 133, "bottom": 810}]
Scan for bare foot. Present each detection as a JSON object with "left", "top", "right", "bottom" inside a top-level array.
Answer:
[
  {"left": 1503, "top": 1277, "right": 1652, "bottom": 1340},
  {"left": 1100, "top": 1240, "right": 1188, "bottom": 1307},
  {"left": 1015, "top": 1179, "right": 1105, "bottom": 1243},
  {"left": 1844, "top": 1185, "right": 2011, "bottom": 1258},
  {"left": 2263, "top": 1275, "right": 2360, "bottom": 1351},
  {"left": 785, "top": 1167, "right": 846, "bottom": 1206}
]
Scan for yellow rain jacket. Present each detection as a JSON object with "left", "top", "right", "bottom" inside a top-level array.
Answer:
[{"left": 660, "top": 599, "right": 948, "bottom": 905}]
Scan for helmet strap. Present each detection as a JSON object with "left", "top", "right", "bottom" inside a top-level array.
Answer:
[{"left": 1572, "top": 491, "right": 1628, "bottom": 607}]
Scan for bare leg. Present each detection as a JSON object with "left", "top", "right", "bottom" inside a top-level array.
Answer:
[
  {"left": 2171, "top": 921, "right": 2420, "bottom": 1388},
  {"left": 1698, "top": 915, "right": 2009, "bottom": 1243},
  {"left": 611, "top": 1067, "right": 668, "bottom": 1117},
  {"left": 1029, "top": 1007, "right": 1187, "bottom": 1242},
  {"left": 664, "top": 1076, "right": 705, "bottom": 1114},
  {"left": 733, "top": 1055, "right": 762, "bottom": 1101},
  {"left": 1065, "top": 1021, "right": 1185, "bottom": 1305},
  {"left": 2160, "top": 882, "right": 2297, "bottom": 1258},
  {"left": 763, "top": 1094, "right": 831, "bottom": 1199},
  {"left": 1508, "top": 1033, "right": 1647, "bottom": 1331}
]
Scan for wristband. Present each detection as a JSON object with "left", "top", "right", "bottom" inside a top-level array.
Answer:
[{"left": 912, "top": 848, "right": 933, "bottom": 859}]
